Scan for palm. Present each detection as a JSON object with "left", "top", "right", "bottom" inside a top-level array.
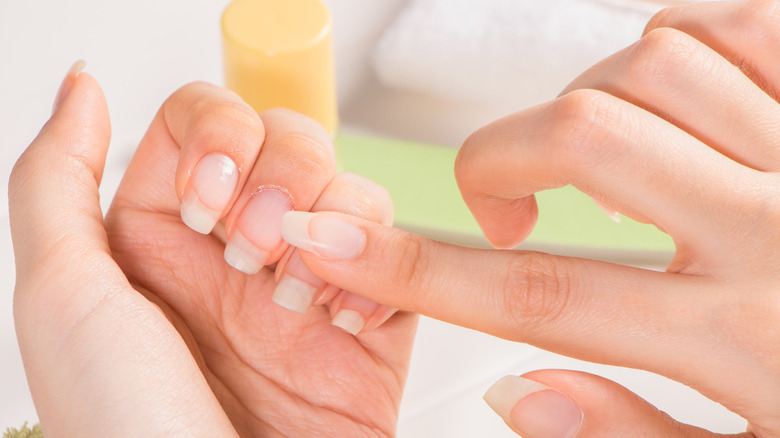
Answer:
[{"left": 105, "top": 171, "right": 416, "bottom": 437}]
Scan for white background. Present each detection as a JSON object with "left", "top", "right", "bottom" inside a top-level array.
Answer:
[{"left": 0, "top": 0, "right": 746, "bottom": 435}]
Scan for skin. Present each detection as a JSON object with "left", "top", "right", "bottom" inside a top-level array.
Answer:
[
  {"left": 8, "top": 0, "right": 780, "bottom": 437},
  {"left": 10, "top": 77, "right": 414, "bottom": 437},
  {"left": 288, "top": 1, "right": 780, "bottom": 437}
]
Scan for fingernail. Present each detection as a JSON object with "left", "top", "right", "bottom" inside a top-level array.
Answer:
[
  {"left": 590, "top": 197, "right": 621, "bottom": 223},
  {"left": 181, "top": 153, "right": 239, "bottom": 234},
  {"left": 331, "top": 309, "right": 365, "bottom": 335},
  {"left": 272, "top": 250, "right": 326, "bottom": 313},
  {"left": 52, "top": 60, "right": 86, "bottom": 115},
  {"left": 484, "top": 376, "right": 582, "bottom": 438},
  {"left": 281, "top": 211, "right": 365, "bottom": 260},
  {"left": 224, "top": 188, "right": 293, "bottom": 274}
]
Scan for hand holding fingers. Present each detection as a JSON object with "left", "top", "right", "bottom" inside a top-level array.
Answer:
[
  {"left": 10, "top": 66, "right": 237, "bottom": 436},
  {"left": 273, "top": 172, "right": 399, "bottom": 335},
  {"left": 110, "top": 82, "right": 336, "bottom": 272}
]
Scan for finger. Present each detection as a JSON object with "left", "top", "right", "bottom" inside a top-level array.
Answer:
[
  {"left": 222, "top": 107, "right": 336, "bottom": 274},
  {"left": 9, "top": 65, "right": 236, "bottom": 435},
  {"left": 112, "top": 81, "right": 265, "bottom": 235},
  {"left": 454, "top": 90, "right": 770, "bottom": 266},
  {"left": 272, "top": 173, "right": 396, "bottom": 334},
  {"left": 645, "top": 0, "right": 780, "bottom": 102},
  {"left": 483, "top": 370, "right": 752, "bottom": 438},
  {"left": 561, "top": 27, "right": 780, "bottom": 171},
  {"left": 280, "top": 212, "right": 749, "bottom": 394},
  {"left": 329, "top": 291, "right": 398, "bottom": 335}
]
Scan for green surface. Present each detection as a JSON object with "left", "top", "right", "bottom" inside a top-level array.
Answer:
[{"left": 336, "top": 133, "right": 674, "bottom": 257}]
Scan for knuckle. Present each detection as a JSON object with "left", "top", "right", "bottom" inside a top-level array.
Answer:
[
  {"left": 499, "top": 253, "right": 573, "bottom": 334},
  {"left": 327, "top": 173, "right": 394, "bottom": 224},
  {"left": 456, "top": 125, "right": 490, "bottom": 188},
  {"left": 644, "top": 6, "right": 675, "bottom": 34},
  {"left": 628, "top": 28, "right": 701, "bottom": 92},
  {"left": 739, "top": 0, "right": 780, "bottom": 43},
  {"left": 388, "top": 234, "right": 429, "bottom": 310},
  {"left": 274, "top": 131, "right": 336, "bottom": 182},
  {"left": 550, "top": 89, "right": 624, "bottom": 171}
]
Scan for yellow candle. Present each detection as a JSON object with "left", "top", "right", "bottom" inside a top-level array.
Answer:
[{"left": 222, "top": 0, "right": 338, "bottom": 135}]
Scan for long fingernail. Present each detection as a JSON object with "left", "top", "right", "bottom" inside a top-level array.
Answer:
[
  {"left": 281, "top": 211, "right": 365, "bottom": 260},
  {"left": 331, "top": 309, "right": 365, "bottom": 335},
  {"left": 181, "top": 153, "right": 239, "bottom": 234},
  {"left": 224, "top": 188, "right": 293, "bottom": 274},
  {"left": 52, "top": 60, "right": 86, "bottom": 115},
  {"left": 484, "top": 376, "right": 582, "bottom": 438},
  {"left": 272, "top": 250, "right": 325, "bottom": 313}
]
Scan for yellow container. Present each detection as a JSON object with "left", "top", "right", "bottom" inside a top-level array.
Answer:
[{"left": 222, "top": 0, "right": 338, "bottom": 135}]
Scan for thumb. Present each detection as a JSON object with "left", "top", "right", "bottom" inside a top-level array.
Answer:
[
  {"left": 9, "top": 61, "right": 111, "bottom": 278},
  {"left": 482, "top": 370, "right": 751, "bottom": 438},
  {"left": 9, "top": 63, "right": 237, "bottom": 435}
]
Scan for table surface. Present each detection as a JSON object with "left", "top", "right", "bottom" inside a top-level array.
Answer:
[{"left": 0, "top": 0, "right": 745, "bottom": 435}]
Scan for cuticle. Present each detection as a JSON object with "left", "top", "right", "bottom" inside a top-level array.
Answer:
[{"left": 251, "top": 184, "right": 295, "bottom": 209}]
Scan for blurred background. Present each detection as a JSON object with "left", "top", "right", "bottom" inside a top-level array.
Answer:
[{"left": 0, "top": 0, "right": 746, "bottom": 435}]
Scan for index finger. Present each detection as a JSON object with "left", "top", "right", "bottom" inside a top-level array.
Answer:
[{"left": 278, "top": 212, "right": 750, "bottom": 415}]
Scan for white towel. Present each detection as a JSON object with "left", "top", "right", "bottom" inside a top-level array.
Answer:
[{"left": 372, "top": 0, "right": 696, "bottom": 108}]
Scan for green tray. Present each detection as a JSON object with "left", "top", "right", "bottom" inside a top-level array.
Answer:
[{"left": 337, "top": 133, "right": 674, "bottom": 263}]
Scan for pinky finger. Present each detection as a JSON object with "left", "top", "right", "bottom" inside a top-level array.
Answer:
[
  {"left": 329, "top": 291, "right": 397, "bottom": 335},
  {"left": 483, "top": 370, "right": 752, "bottom": 438}
]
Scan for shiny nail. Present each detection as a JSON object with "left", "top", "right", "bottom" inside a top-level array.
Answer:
[
  {"left": 181, "top": 153, "right": 239, "bottom": 234},
  {"left": 272, "top": 275, "right": 318, "bottom": 314},
  {"left": 331, "top": 309, "right": 365, "bottom": 335},
  {"left": 484, "top": 376, "right": 582, "bottom": 438},
  {"left": 272, "top": 250, "right": 326, "bottom": 313},
  {"left": 280, "top": 211, "right": 365, "bottom": 260},
  {"left": 224, "top": 188, "right": 292, "bottom": 274},
  {"left": 52, "top": 60, "right": 86, "bottom": 115}
]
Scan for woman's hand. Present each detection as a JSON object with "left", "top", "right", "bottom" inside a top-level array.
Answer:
[
  {"left": 280, "top": 1, "right": 780, "bottom": 437},
  {"left": 10, "top": 70, "right": 416, "bottom": 436}
]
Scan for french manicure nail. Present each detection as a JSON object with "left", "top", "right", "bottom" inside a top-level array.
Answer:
[
  {"left": 272, "top": 250, "right": 326, "bottom": 313},
  {"left": 181, "top": 153, "right": 239, "bottom": 234},
  {"left": 272, "top": 276, "right": 318, "bottom": 314},
  {"left": 331, "top": 309, "right": 365, "bottom": 335},
  {"left": 484, "top": 376, "right": 582, "bottom": 438},
  {"left": 280, "top": 211, "right": 366, "bottom": 260},
  {"left": 224, "top": 188, "right": 293, "bottom": 274},
  {"left": 52, "top": 60, "right": 87, "bottom": 115}
]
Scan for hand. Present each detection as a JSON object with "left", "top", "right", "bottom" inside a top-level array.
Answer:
[
  {"left": 278, "top": 1, "right": 780, "bottom": 437},
  {"left": 10, "top": 70, "right": 416, "bottom": 436}
]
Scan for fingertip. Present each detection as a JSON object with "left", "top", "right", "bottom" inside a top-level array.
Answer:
[
  {"left": 471, "top": 195, "right": 539, "bottom": 249},
  {"left": 483, "top": 375, "right": 582, "bottom": 438}
]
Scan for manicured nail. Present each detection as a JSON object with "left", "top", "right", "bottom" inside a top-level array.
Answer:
[
  {"left": 181, "top": 153, "right": 239, "bottom": 234},
  {"left": 590, "top": 197, "right": 621, "bottom": 223},
  {"left": 331, "top": 309, "right": 365, "bottom": 335},
  {"left": 52, "top": 60, "right": 86, "bottom": 115},
  {"left": 272, "top": 250, "right": 326, "bottom": 313},
  {"left": 484, "top": 376, "right": 582, "bottom": 438},
  {"left": 280, "top": 211, "right": 365, "bottom": 260},
  {"left": 224, "top": 188, "right": 293, "bottom": 274}
]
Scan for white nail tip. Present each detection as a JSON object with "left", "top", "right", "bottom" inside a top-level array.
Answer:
[
  {"left": 224, "top": 232, "right": 269, "bottom": 274},
  {"left": 181, "top": 197, "right": 219, "bottom": 235},
  {"left": 483, "top": 376, "right": 549, "bottom": 423},
  {"left": 331, "top": 309, "right": 365, "bottom": 335},
  {"left": 272, "top": 276, "right": 317, "bottom": 314},
  {"left": 280, "top": 211, "right": 315, "bottom": 251}
]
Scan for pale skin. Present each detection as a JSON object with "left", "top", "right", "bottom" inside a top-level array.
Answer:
[{"left": 8, "top": 1, "right": 780, "bottom": 437}]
